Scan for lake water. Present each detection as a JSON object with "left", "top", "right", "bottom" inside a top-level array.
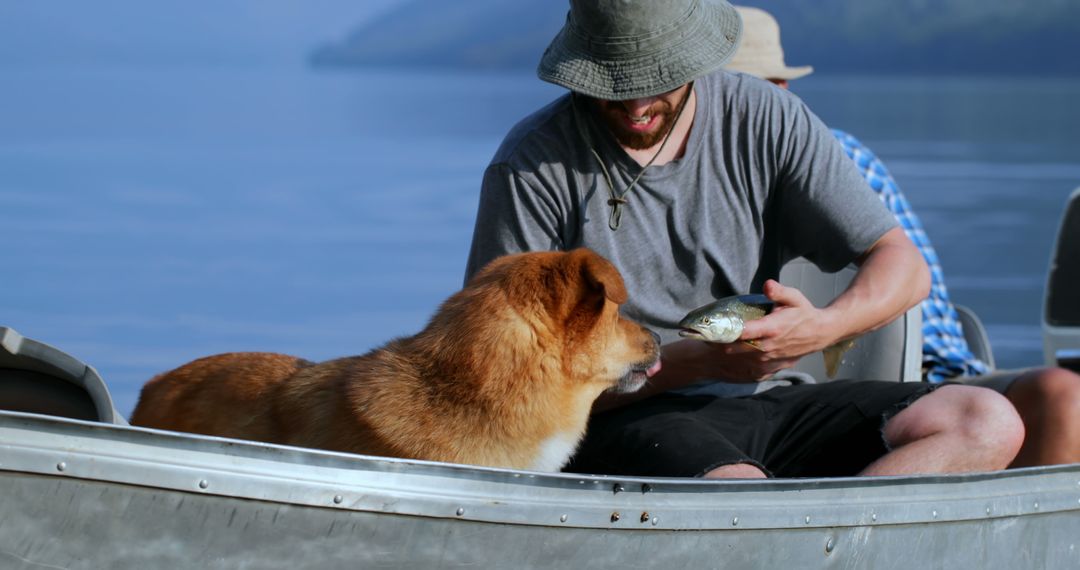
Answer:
[{"left": 3, "top": 64, "right": 1079, "bottom": 417}]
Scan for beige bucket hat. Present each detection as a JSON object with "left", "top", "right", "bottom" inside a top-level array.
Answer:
[{"left": 724, "top": 6, "right": 813, "bottom": 81}]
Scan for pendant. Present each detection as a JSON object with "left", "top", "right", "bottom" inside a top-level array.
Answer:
[{"left": 608, "top": 196, "right": 627, "bottom": 230}]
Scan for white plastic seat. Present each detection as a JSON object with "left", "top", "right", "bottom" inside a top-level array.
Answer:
[
  {"left": 1042, "top": 187, "right": 1080, "bottom": 371},
  {"left": 779, "top": 258, "right": 922, "bottom": 383},
  {"left": 955, "top": 304, "right": 995, "bottom": 372},
  {"left": 0, "top": 326, "right": 126, "bottom": 425}
]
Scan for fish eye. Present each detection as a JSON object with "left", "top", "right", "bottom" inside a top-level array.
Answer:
[{"left": 701, "top": 317, "right": 711, "bottom": 325}]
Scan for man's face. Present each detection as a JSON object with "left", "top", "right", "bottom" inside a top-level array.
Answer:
[{"left": 593, "top": 84, "right": 691, "bottom": 150}]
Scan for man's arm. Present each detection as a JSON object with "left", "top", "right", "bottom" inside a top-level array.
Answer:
[
  {"left": 834, "top": 129, "right": 991, "bottom": 381},
  {"left": 740, "top": 226, "right": 930, "bottom": 364},
  {"left": 592, "top": 337, "right": 790, "bottom": 412},
  {"left": 737, "top": 107, "right": 929, "bottom": 374},
  {"left": 593, "top": 227, "right": 929, "bottom": 413}
]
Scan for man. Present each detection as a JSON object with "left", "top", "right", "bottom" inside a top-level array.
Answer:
[
  {"left": 465, "top": 0, "right": 1023, "bottom": 478},
  {"left": 725, "top": 5, "right": 1080, "bottom": 468}
]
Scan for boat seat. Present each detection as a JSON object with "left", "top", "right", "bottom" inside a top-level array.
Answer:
[
  {"left": 955, "top": 304, "right": 995, "bottom": 372},
  {"left": 0, "top": 326, "right": 126, "bottom": 425},
  {"left": 1042, "top": 186, "right": 1080, "bottom": 372},
  {"left": 780, "top": 258, "right": 922, "bottom": 383}
]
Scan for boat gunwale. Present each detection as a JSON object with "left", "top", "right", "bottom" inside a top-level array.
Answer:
[{"left": 4, "top": 410, "right": 1080, "bottom": 532}]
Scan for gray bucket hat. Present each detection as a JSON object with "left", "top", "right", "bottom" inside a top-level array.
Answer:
[{"left": 538, "top": 0, "right": 743, "bottom": 101}]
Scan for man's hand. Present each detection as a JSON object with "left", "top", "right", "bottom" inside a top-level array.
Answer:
[
  {"left": 736, "top": 226, "right": 933, "bottom": 379},
  {"left": 738, "top": 279, "right": 837, "bottom": 364},
  {"left": 591, "top": 334, "right": 798, "bottom": 412},
  {"left": 595, "top": 228, "right": 929, "bottom": 412},
  {"left": 686, "top": 338, "right": 802, "bottom": 383}
]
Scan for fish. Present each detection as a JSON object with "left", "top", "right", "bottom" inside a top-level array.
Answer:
[
  {"left": 678, "top": 294, "right": 774, "bottom": 344},
  {"left": 677, "top": 294, "right": 855, "bottom": 379}
]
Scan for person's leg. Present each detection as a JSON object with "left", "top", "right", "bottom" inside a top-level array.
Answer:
[
  {"left": 715, "top": 380, "right": 943, "bottom": 478},
  {"left": 565, "top": 393, "right": 774, "bottom": 478},
  {"left": 860, "top": 385, "right": 1024, "bottom": 475},
  {"left": 999, "top": 367, "right": 1080, "bottom": 467},
  {"left": 964, "top": 367, "right": 1080, "bottom": 467},
  {"left": 703, "top": 463, "right": 767, "bottom": 479}
]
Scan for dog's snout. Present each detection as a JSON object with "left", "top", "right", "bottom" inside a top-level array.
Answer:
[{"left": 646, "top": 328, "right": 661, "bottom": 347}]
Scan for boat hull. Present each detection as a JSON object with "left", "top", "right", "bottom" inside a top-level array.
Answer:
[{"left": 2, "top": 412, "right": 1079, "bottom": 569}]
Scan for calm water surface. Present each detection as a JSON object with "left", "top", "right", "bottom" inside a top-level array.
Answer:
[{"left": 2, "top": 64, "right": 1079, "bottom": 416}]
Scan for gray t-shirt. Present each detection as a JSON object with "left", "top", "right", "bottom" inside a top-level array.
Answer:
[{"left": 465, "top": 70, "right": 896, "bottom": 347}]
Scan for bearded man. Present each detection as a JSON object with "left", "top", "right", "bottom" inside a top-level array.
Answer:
[{"left": 464, "top": 0, "right": 1024, "bottom": 478}]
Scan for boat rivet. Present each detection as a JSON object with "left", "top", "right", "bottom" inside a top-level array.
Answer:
[
  {"left": 731, "top": 517, "right": 739, "bottom": 527},
  {"left": 641, "top": 483, "right": 652, "bottom": 494},
  {"left": 640, "top": 512, "right": 650, "bottom": 523},
  {"left": 456, "top": 508, "right": 465, "bottom": 516},
  {"left": 986, "top": 507, "right": 992, "bottom": 516},
  {"left": 932, "top": 510, "right": 938, "bottom": 519},
  {"left": 333, "top": 495, "right": 343, "bottom": 504},
  {"left": 825, "top": 538, "right": 836, "bottom": 554},
  {"left": 613, "top": 483, "right": 624, "bottom": 494},
  {"left": 560, "top": 514, "right": 568, "bottom": 523},
  {"left": 1033, "top": 502, "right": 1039, "bottom": 510},
  {"left": 56, "top": 462, "right": 66, "bottom": 472},
  {"left": 871, "top": 513, "right": 877, "bottom": 522},
  {"left": 805, "top": 516, "right": 811, "bottom": 524},
  {"left": 198, "top": 480, "right": 209, "bottom": 489},
  {"left": 610, "top": 512, "right": 621, "bottom": 523},
  {"left": 651, "top": 517, "right": 659, "bottom": 526}
]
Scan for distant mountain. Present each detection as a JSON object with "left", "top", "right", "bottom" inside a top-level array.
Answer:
[
  {"left": 310, "top": 0, "right": 565, "bottom": 70},
  {"left": 311, "top": 0, "right": 1080, "bottom": 75}
]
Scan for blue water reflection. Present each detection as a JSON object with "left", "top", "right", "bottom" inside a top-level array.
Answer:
[{"left": 2, "top": 64, "right": 1078, "bottom": 416}]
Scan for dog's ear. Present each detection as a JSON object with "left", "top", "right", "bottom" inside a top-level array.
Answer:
[{"left": 570, "top": 248, "right": 627, "bottom": 305}]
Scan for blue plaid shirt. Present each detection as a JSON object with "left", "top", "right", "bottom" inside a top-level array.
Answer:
[{"left": 832, "top": 129, "right": 990, "bottom": 382}]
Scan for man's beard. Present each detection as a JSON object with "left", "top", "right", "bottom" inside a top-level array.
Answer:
[{"left": 593, "top": 92, "right": 687, "bottom": 150}]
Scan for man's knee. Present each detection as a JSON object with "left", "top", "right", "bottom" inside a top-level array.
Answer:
[
  {"left": 885, "top": 385, "right": 1024, "bottom": 466},
  {"left": 703, "top": 463, "right": 768, "bottom": 479},
  {"left": 1007, "top": 367, "right": 1080, "bottom": 421},
  {"left": 1004, "top": 367, "right": 1080, "bottom": 466}
]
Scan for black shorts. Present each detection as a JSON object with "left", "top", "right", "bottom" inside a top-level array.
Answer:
[{"left": 565, "top": 380, "right": 939, "bottom": 478}]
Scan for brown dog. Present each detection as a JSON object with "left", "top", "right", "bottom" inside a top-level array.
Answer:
[{"left": 130, "top": 248, "right": 661, "bottom": 471}]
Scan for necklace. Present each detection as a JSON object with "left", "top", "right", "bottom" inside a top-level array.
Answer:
[{"left": 573, "top": 83, "right": 693, "bottom": 231}]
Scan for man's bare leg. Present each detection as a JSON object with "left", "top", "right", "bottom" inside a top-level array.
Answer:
[
  {"left": 703, "top": 463, "right": 768, "bottom": 479},
  {"left": 1004, "top": 368, "right": 1080, "bottom": 467},
  {"left": 860, "top": 385, "right": 1024, "bottom": 476}
]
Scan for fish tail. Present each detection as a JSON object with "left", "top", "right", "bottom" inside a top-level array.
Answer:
[{"left": 822, "top": 339, "right": 857, "bottom": 379}]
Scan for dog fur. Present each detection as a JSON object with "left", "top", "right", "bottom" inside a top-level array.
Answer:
[{"left": 130, "top": 248, "right": 660, "bottom": 471}]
